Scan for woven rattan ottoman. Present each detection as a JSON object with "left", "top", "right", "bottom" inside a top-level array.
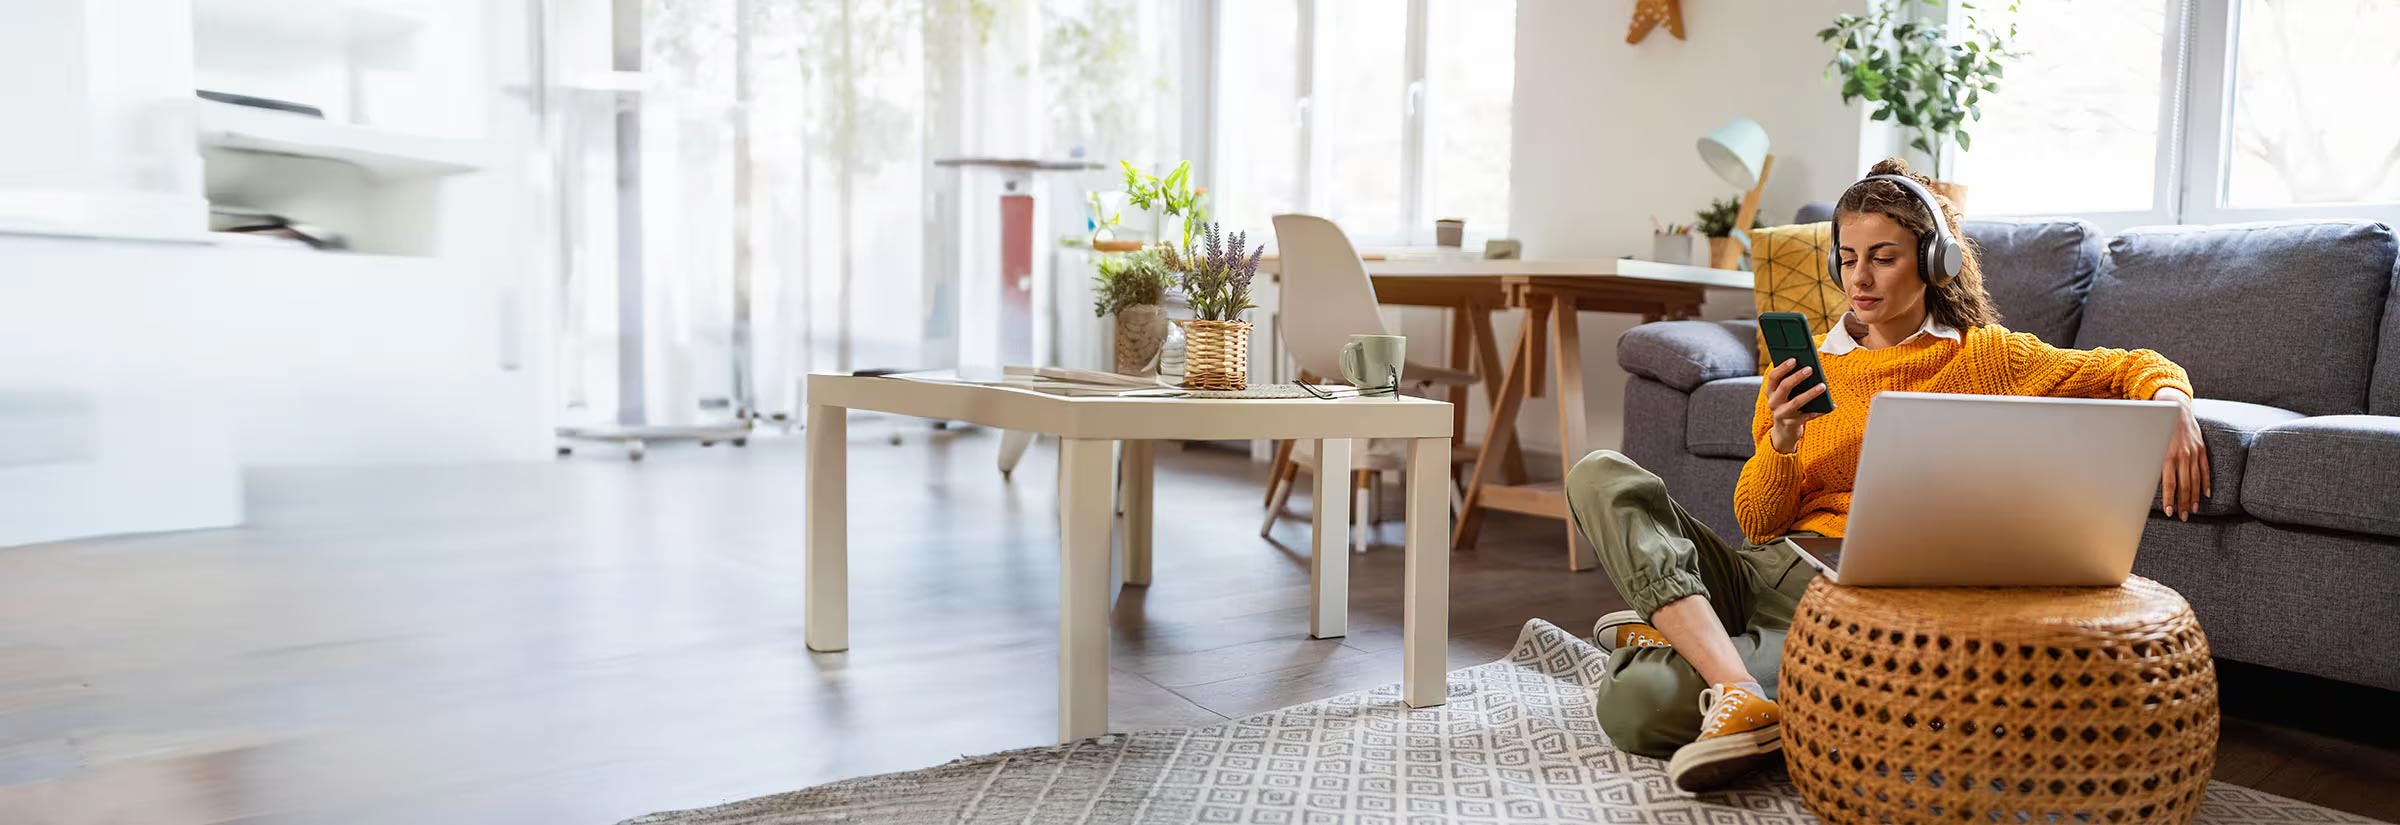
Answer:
[{"left": 1779, "top": 575, "right": 2219, "bottom": 824}]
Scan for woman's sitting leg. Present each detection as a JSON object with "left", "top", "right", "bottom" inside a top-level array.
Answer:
[
  {"left": 1564, "top": 450, "right": 1761, "bottom": 686},
  {"left": 1565, "top": 449, "right": 1797, "bottom": 790},
  {"left": 1591, "top": 646, "right": 1709, "bottom": 760}
]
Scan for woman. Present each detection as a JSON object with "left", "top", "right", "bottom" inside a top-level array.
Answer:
[{"left": 1563, "top": 158, "right": 2211, "bottom": 792}]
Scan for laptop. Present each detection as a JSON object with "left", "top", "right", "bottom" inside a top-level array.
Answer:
[{"left": 1789, "top": 391, "right": 2180, "bottom": 587}]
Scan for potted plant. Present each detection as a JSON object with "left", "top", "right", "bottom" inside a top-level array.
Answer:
[
  {"left": 1092, "top": 247, "right": 1176, "bottom": 373},
  {"left": 1818, "top": 0, "right": 2021, "bottom": 209},
  {"left": 1121, "top": 159, "right": 1209, "bottom": 249},
  {"left": 1087, "top": 191, "right": 1140, "bottom": 253},
  {"left": 1162, "top": 222, "right": 1260, "bottom": 390},
  {"left": 1694, "top": 196, "right": 1765, "bottom": 269}
]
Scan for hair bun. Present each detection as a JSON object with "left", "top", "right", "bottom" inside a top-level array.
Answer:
[{"left": 1868, "top": 157, "right": 1916, "bottom": 179}]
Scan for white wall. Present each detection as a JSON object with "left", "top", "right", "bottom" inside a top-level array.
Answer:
[{"left": 1485, "top": 0, "right": 1869, "bottom": 460}]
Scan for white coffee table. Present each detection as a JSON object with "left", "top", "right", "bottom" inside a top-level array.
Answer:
[{"left": 804, "top": 373, "right": 1455, "bottom": 742}]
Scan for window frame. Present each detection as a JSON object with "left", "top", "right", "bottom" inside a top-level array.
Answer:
[
  {"left": 1202, "top": 0, "right": 1494, "bottom": 247},
  {"left": 1942, "top": 0, "right": 2400, "bottom": 232}
]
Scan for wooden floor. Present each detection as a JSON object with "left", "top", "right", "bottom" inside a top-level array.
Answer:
[{"left": 0, "top": 423, "right": 2394, "bottom": 824}]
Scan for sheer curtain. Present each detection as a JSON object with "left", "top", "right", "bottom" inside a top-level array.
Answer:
[{"left": 548, "top": 0, "right": 1186, "bottom": 426}]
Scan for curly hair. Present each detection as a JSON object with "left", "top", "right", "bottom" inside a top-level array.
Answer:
[{"left": 1833, "top": 158, "right": 2002, "bottom": 330}]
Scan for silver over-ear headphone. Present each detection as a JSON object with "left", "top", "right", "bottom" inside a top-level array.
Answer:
[{"left": 1826, "top": 174, "right": 1963, "bottom": 288}]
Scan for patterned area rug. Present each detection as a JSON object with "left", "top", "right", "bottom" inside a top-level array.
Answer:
[{"left": 622, "top": 620, "right": 2379, "bottom": 824}]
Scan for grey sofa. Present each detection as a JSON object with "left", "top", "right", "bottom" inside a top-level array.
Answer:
[{"left": 1617, "top": 216, "right": 2400, "bottom": 692}]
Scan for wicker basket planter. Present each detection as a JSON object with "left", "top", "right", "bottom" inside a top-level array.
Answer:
[
  {"left": 1779, "top": 575, "right": 2218, "bottom": 825},
  {"left": 1113, "top": 304, "right": 1170, "bottom": 374},
  {"left": 1928, "top": 179, "right": 1970, "bottom": 213},
  {"left": 1708, "top": 236, "right": 1744, "bottom": 270},
  {"left": 1178, "top": 319, "right": 1249, "bottom": 390}
]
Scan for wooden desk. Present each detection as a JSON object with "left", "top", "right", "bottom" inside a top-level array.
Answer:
[
  {"left": 1263, "top": 257, "right": 1752, "bottom": 570},
  {"left": 804, "top": 374, "right": 1454, "bottom": 742}
]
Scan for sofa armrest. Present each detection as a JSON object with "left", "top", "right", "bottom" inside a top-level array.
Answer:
[{"left": 1617, "top": 320, "right": 1761, "bottom": 392}]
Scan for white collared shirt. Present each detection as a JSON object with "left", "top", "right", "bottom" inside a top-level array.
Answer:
[{"left": 1818, "top": 311, "right": 1961, "bottom": 355}]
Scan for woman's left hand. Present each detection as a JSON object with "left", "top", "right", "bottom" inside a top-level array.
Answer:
[{"left": 2153, "top": 387, "right": 2209, "bottom": 521}]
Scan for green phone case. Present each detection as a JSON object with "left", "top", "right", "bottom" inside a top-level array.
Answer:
[{"left": 1758, "top": 312, "right": 1836, "bottom": 415}]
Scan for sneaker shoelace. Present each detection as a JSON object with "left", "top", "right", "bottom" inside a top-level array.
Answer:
[
  {"left": 1621, "top": 627, "right": 1670, "bottom": 648},
  {"left": 1698, "top": 687, "right": 1762, "bottom": 736}
]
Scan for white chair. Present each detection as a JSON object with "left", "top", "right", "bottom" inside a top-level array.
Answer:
[{"left": 1260, "top": 214, "right": 1478, "bottom": 550}]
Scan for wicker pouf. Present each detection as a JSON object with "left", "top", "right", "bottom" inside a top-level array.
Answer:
[{"left": 1779, "top": 575, "right": 2219, "bottom": 824}]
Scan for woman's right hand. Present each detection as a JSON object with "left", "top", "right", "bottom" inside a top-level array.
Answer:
[{"left": 1765, "top": 358, "right": 1829, "bottom": 455}]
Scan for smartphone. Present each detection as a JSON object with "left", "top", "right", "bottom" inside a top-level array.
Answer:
[{"left": 1758, "top": 312, "right": 1836, "bottom": 415}]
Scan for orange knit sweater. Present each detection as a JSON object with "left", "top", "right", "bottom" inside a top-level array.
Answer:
[{"left": 1735, "top": 324, "right": 2192, "bottom": 544}]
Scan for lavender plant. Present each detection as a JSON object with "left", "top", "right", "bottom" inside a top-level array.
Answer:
[{"left": 1163, "top": 222, "right": 1261, "bottom": 322}]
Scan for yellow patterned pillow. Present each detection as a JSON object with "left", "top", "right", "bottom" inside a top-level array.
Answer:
[{"left": 1750, "top": 222, "right": 1845, "bottom": 371}]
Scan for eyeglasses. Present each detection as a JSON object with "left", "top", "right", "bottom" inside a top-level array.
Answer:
[{"left": 1298, "top": 367, "right": 1401, "bottom": 400}]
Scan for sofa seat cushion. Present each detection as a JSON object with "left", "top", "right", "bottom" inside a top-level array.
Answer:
[
  {"left": 1687, "top": 376, "right": 1763, "bottom": 459},
  {"left": 2158, "top": 399, "right": 2305, "bottom": 518},
  {"left": 2241, "top": 416, "right": 2400, "bottom": 538}
]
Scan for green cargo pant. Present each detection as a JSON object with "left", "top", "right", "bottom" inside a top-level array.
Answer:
[{"left": 1563, "top": 450, "right": 1819, "bottom": 760}]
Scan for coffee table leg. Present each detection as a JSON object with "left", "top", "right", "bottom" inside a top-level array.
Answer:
[
  {"left": 1057, "top": 437, "right": 1114, "bottom": 742},
  {"left": 1309, "top": 438, "right": 1353, "bottom": 639},
  {"left": 1403, "top": 436, "right": 1451, "bottom": 708},
  {"left": 1123, "top": 440, "right": 1154, "bottom": 586},
  {"left": 805, "top": 404, "right": 848, "bottom": 652}
]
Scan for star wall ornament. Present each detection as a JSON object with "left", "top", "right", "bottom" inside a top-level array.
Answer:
[{"left": 1626, "top": 0, "right": 1685, "bottom": 44}]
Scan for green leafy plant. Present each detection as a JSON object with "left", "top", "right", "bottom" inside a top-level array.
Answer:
[
  {"left": 1818, "top": 0, "right": 2022, "bottom": 179},
  {"left": 1085, "top": 191, "right": 1123, "bottom": 242},
  {"left": 1120, "top": 160, "right": 1210, "bottom": 248},
  {"left": 1091, "top": 248, "right": 1175, "bottom": 317},
  {"left": 1162, "top": 223, "right": 1260, "bottom": 322},
  {"left": 1694, "top": 196, "right": 1766, "bottom": 239}
]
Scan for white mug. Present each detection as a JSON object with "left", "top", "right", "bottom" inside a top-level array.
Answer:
[{"left": 1338, "top": 334, "right": 1405, "bottom": 396}]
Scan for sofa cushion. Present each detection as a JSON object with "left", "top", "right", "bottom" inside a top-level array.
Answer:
[
  {"left": 1961, "top": 218, "right": 2101, "bottom": 346},
  {"left": 1617, "top": 320, "right": 1760, "bottom": 393},
  {"left": 1749, "top": 223, "right": 1844, "bottom": 371},
  {"left": 2241, "top": 416, "right": 2400, "bottom": 538},
  {"left": 1687, "top": 376, "right": 1763, "bottom": 459},
  {"left": 2160, "top": 399, "right": 2304, "bottom": 517},
  {"left": 2077, "top": 221, "right": 2397, "bottom": 416}
]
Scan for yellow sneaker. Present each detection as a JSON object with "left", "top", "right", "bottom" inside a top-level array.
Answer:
[
  {"left": 1667, "top": 683, "right": 1783, "bottom": 792},
  {"left": 1591, "top": 609, "right": 1672, "bottom": 653}
]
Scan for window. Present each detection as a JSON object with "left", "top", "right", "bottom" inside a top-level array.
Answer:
[
  {"left": 1422, "top": 0, "right": 1516, "bottom": 238},
  {"left": 555, "top": 0, "right": 1188, "bottom": 421},
  {"left": 2223, "top": 0, "right": 2400, "bottom": 207},
  {"left": 1210, "top": 0, "right": 1516, "bottom": 245},
  {"left": 1211, "top": 2, "right": 1300, "bottom": 237},
  {"left": 1945, "top": 0, "right": 2400, "bottom": 227},
  {"left": 1946, "top": 2, "right": 2168, "bottom": 216}
]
